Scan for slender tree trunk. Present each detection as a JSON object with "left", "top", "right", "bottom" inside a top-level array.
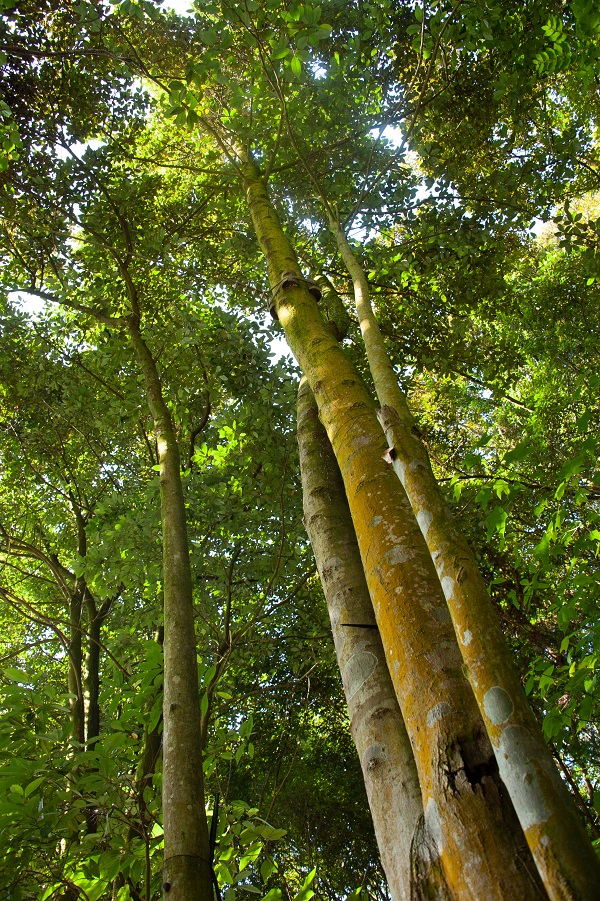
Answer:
[
  {"left": 85, "top": 593, "right": 111, "bottom": 748},
  {"left": 331, "top": 219, "right": 600, "bottom": 901},
  {"left": 239, "top": 149, "right": 543, "bottom": 900},
  {"left": 82, "top": 592, "right": 111, "bottom": 834},
  {"left": 68, "top": 590, "right": 85, "bottom": 747},
  {"left": 86, "top": 611, "right": 101, "bottom": 744},
  {"left": 127, "top": 318, "right": 212, "bottom": 901},
  {"left": 298, "top": 376, "right": 430, "bottom": 901}
]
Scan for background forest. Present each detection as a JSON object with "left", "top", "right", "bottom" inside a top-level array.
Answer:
[{"left": 0, "top": 0, "right": 599, "bottom": 898}]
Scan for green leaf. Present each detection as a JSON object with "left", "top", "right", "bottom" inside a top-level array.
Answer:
[
  {"left": 534, "top": 531, "right": 552, "bottom": 559},
  {"left": 260, "top": 825, "right": 286, "bottom": 840},
  {"left": 556, "top": 452, "right": 586, "bottom": 484},
  {"left": 293, "top": 868, "right": 316, "bottom": 901},
  {"left": 502, "top": 441, "right": 532, "bottom": 465},
  {"left": 463, "top": 451, "right": 483, "bottom": 470},
  {"left": 484, "top": 506, "right": 507, "bottom": 541},
  {"left": 3, "top": 666, "right": 30, "bottom": 683},
  {"left": 576, "top": 410, "right": 592, "bottom": 434},
  {"left": 542, "top": 707, "right": 567, "bottom": 740},
  {"left": 239, "top": 842, "right": 262, "bottom": 871},
  {"left": 260, "top": 859, "right": 277, "bottom": 882},
  {"left": 200, "top": 29, "right": 218, "bottom": 45},
  {"left": 494, "top": 479, "right": 510, "bottom": 499},
  {"left": 218, "top": 864, "right": 234, "bottom": 885},
  {"left": 290, "top": 55, "right": 302, "bottom": 76},
  {"left": 24, "top": 776, "right": 44, "bottom": 797}
]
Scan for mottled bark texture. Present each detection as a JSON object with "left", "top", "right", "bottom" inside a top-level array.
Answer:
[
  {"left": 330, "top": 217, "right": 600, "bottom": 900},
  {"left": 311, "top": 272, "right": 352, "bottom": 342},
  {"left": 85, "top": 593, "right": 111, "bottom": 748},
  {"left": 128, "top": 321, "right": 212, "bottom": 901},
  {"left": 298, "top": 377, "right": 422, "bottom": 901},
  {"left": 68, "top": 589, "right": 85, "bottom": 746},
  {"left": 241, "top": 150, "right": 543, "bottom": 900}
]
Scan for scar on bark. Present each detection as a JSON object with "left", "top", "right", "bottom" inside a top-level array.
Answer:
[
  {"left": 268, "top": 270, "right": 322, "bottom": 319},
  {"left": 443, "top": 721, "right": 500, "bottom": 794}
]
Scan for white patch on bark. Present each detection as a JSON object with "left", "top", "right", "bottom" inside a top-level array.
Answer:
[
  {"left": 497, "top": 725, "right": 554, "bottom": 829},
  {"left": 441, "top": 576, "right": 454, "bottom": 599},
  {"left": 424, "top": 798, "right": 443, "bottom": 857},
  {"left": 327, "top": 556, "right": 343, "bottom": 567},
  {"left": 484, "top": 686, "right": 514, "bottom": 725},
  {"left": 371, "top": 515, "right": 383, "bottom": 527},
  {"left": 386, "top": 545, "right": 415, "bottom": 565},
  {"left": 416, "top": 509, "right": 433, "bottom": 537},
  {"left": 426, "top": 702, "right": 451, "bottom": 727},
  {"left": 363, "top": 742, "right": 386, "bottom": 771},
  {"left": 462, "top": 629, "right": 473, "bottom": 646},
  {"left": 394, "top": 459, "right": 406, "bottom": 480},
  {"left": 343, "top": 651, "right": 378, "bottom": 700}
]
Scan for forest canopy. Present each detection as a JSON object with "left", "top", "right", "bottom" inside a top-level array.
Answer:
[{"left": 0, "top": 1, "right": 599, "bottom": 899}]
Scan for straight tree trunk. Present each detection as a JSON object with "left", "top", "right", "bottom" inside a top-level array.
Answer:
[
  {"left": 84, "top": 593, "right": 111, "bottom": 749},
  {"left": 49, "top": 528, "right": 87, "bottom": 750},
  {"left": 83, "top": 592, "right": 112, "bottom": 834},
  {"left": 330, "top": 218, "right": 600, "bottom": 901},
  {"left": 68, "top": 589, "right": 85, "bottom": 747},
  {"left": 297, "top": 376, "right": 425, "bottom": 901},
  {"left": 239, "top": 148, "right": 544, "bottom": 900},
  {"left": 127, "top": 317, "right": 213, "bottom": 901}
]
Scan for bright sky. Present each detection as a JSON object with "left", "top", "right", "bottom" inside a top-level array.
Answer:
[{"left": 163, "top": 0, "right": 195, "bottom": 15}]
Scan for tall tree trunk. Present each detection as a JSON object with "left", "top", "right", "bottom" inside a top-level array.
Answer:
[
  {"left": 239, "top": 149, "right": 543, "bottom": 900},
  {"left": 330, "top": 219, "right": 600, "bottom": 901},
  {"left": 83, "top": 592, "right": 112, "bottom": 834},
  {"left": 86, "top": 646, "right": 100, "bottom": 752},
  {"left": 84, "top": 593, "right": 110, "bottom": 749},
  {"left": 298, "top": 376, "right": 432, "bottom": 901},
  {"left": 68, "top": 589, "right": 85, "bottom": 747},
  {"left": 127, "top": 317, "right": 212, "bottom": 901}
]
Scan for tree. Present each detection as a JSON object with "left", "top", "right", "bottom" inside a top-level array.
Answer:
[{"left": 298, "top": 375, "right": 422, "bottom": 901}]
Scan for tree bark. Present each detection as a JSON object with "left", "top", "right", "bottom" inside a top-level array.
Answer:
[
  {"left": 68, "top": 589, "right": 85, "bottom": 747},
  {"left": 298, "top": 376, "right": 424, "bottom": 901},
  {"left": 239, "top": 149, "right": 544, "bottom": 900},
  {"left": 84, "top": 593, "right": 111, "bottom": 748},
  {"left": 127, "top": 318, "right": 212, "bottom": 901},
  {"left": 330, "top": 219, "right": 600, "bottom": 901}
]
